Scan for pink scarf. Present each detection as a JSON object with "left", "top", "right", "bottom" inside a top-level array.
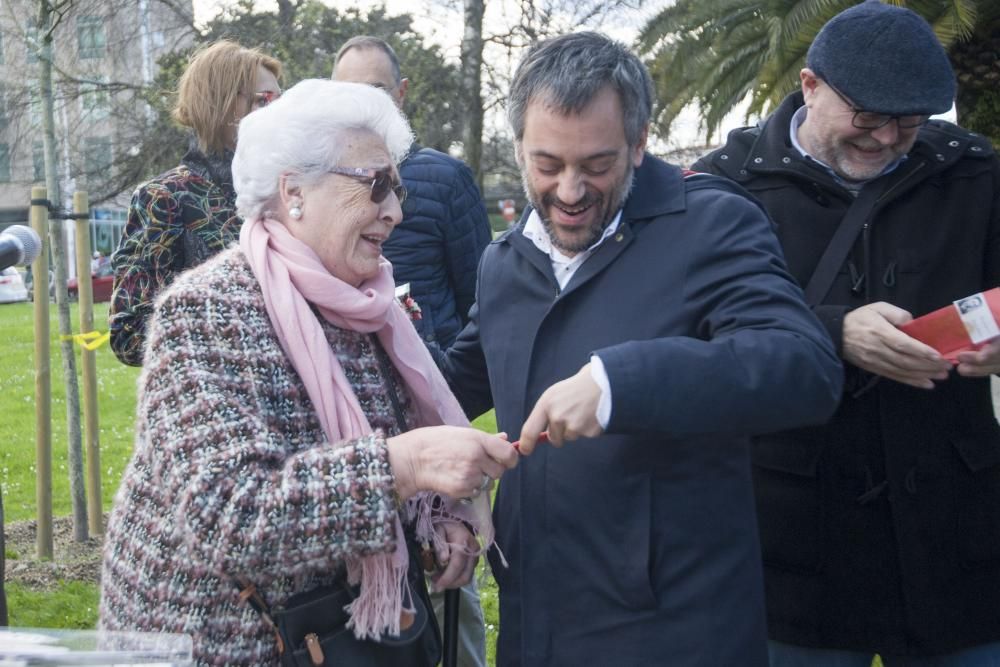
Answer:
[{"left": 240, "top": 216, "right": 491, "bottom": 640}]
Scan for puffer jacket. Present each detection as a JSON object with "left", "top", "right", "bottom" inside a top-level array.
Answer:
[
  {"left": 693, "top": 92, "right": 1000, "bottom": 656},
  {"left": 386, "top": 145, "right": 491, "bottom": 348}
]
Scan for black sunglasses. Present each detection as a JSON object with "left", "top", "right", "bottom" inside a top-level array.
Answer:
[
  {"left": 826, "top": 83, "right": 929, "bottom": 130},
  {"left": 328, "top": 166, "right": 406, "bottom": 204}
]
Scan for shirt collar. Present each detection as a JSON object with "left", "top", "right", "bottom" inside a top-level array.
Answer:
[
  {"left": 521, "top": 208, "right": 624, "bottom": 289},
  {"left": 522, "top": 208, "right": 623, "bottom": 262}
]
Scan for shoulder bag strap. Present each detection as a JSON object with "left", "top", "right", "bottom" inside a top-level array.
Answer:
[
  {"left": 802, "top": 180, "right": 888, "bottom": 307},
  {"left": 234, "top": 577, "right": 286, "bottom": 655}
]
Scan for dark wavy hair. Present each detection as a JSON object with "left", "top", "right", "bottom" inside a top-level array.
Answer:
[{"left": 508, "top": 31, "right": 653, "bottom": 149}]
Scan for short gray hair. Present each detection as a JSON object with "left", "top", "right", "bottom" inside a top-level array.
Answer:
[
  {"left": 232, "top": 79, "right": 413, "bottom": 219},
  {"left": 334, "top": 36, "right": 402, "bottom": 85},
  {"left": 508, "top": 31, "right": 653, "bottom": 148}
]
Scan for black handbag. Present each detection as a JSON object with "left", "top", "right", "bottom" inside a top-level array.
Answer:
[{"left": 237, "top": 550, "right": 440, "bottom": 667}]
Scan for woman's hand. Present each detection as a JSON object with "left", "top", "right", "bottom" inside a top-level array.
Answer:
[
  {"left": 386, "top": 426, "right": 518, "bottom": 501},
  {"left": 427, "top": 521, "right": 478, "bottom": 592}
]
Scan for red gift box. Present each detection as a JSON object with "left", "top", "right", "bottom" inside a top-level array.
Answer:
[{"left": 899, "top": 288, "right": 1000, "bottom": 362}]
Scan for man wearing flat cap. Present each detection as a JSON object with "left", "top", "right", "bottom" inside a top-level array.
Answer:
[{"left": 694, "top": 1, "right": 1000, "bottom": 665}]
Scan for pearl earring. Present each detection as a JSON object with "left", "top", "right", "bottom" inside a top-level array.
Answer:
[{"left": 289, "top": 205, "right": 302, "bottom": 220}]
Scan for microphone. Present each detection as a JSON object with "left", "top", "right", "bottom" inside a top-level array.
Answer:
[{"left": 0, "top": 225, "right": 43, "bottom": 272}]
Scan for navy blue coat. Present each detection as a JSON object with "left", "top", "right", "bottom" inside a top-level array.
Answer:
[
  {"left": 442, "top": 155, "right": 843, "bottom": 665},
  {"left": 385, "top": 146, "right": 492, "bottom": 348}
]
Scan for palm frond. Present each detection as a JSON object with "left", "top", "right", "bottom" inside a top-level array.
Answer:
[{"left": 642, "top": 0, "right": 991, "bottom": 141}]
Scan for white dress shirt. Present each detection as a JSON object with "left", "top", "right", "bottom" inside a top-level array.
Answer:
[{"left": 521, "top": 209, "right": 619, "bottom": 428}]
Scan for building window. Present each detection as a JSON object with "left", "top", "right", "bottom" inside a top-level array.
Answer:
[
  {"left": 25, "top": 23, "right": 39, "bottom": 64},
  {"left": 0, "top": 144, "right": 11, "bottom": 183},
  {"left": 84, "top": 136, "right": 112, "bottom": 172},
  {"left": 26, "top": 79, "right": 40, "bottom": 128},
  {"left": 81, "top": 78, "right": 109, "bottom": 119},
  {"left": 33, "top": 141, "right": 45, "bottom": 181},
  {"left": 77, "top": 17, "right": 105, "bottom": 60},
  {"left": 92, "top": 208, "right": 127, "bottom": 256}
]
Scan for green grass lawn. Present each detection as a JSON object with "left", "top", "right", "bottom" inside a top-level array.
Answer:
[
  {"left": 1, "top": 300, "right": 134, "bottom": 630},
  {"left": 5, "top": 581, "right": 101, "bottom": 629},
  {"left": 0, "top": 299, "right": 503, "bottom": 660},
  {"left": 0, "top": 301, "right": 140, "bottom": 523}
]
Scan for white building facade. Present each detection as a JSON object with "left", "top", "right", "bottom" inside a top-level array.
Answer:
[{"left": 0, "top": 0, "right": 194, "bottom": 257}]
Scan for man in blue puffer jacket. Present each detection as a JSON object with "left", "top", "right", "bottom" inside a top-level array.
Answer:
[
  {"left": 333, "top": 36, "right": 493, "bottom": 667},
  {"left": 334, "top": 36, "right": 492, "bottom": 349}
]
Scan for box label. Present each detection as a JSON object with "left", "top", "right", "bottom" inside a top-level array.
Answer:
[{"left": 954, "top": 292, "right": 1000, "bottom": 344}]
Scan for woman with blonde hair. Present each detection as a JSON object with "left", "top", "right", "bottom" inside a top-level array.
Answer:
[{"left": 109, "top": 40, "right": 282, "bottom": 366}]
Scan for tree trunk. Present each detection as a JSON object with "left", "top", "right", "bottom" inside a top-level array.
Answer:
[
  {"left": 461, "top": 0, "right": 485, "bottom": 190},
  {"left": 275, "top": 0, "right": 297, "bottom": 28},
  {"left": 0, "top": 487, "right": 7, "bottom": 626},
  {"left": 38, "top": 1, "right": 88, "bottom": 543}
]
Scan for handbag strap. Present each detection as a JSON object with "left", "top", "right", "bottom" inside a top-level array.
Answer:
[
  {"left": 234, "top": 577, "right": 286, "bottom": 655},
  {"left": 802, "top": 180, "right": 887, "bottom": 306}
]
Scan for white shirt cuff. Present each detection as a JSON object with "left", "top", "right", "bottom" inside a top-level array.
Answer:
[{"left": 589, "top": 354, "right": 612, "bottom": 430}]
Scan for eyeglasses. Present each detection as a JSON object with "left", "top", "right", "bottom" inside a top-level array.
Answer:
[
  {"left": 248, "top": 90, "right": 281, "bottom": 110},
  {"left": 328, "top": 166, "right": 407, "bottom": 204},
  {"left": 827, "top": 84, "right": 929, "bottom": 130}
]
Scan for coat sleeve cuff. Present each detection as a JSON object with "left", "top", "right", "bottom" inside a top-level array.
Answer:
[
  {"left": 594, "top": 343, "right": 643, "bottom": 433},
  {"left": 814, "top": 304, "right": 851, "bottom": 356},
  {"left": 589, "top": 354, "right": 612, "bottom": 430}
]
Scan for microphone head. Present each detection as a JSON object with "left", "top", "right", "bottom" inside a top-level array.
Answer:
[{"left": 5, "top": 225, "right": 42, "bottom": 264}]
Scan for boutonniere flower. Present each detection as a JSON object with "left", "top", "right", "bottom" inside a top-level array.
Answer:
[{"left": 394, "top": 282, "right": 423, "bottom": 321}]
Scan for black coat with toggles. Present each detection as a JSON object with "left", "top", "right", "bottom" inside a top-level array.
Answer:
[{"left": 694, "top": 91, "right": 1000, "bottom": 656}]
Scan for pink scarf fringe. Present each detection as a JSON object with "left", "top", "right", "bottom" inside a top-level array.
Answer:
[{"left": 240, "top": 217, "right": 494, "bottom": 640}]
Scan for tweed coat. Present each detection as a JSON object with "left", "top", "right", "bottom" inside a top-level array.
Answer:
[{"left": 100, "top": 248, "right": 419, "bottom": 665}]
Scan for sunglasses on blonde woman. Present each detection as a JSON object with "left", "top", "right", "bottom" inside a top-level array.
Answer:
[
  {"left": 249, "top": 90, "right": 281, "bottom": 110},
  {"left": 328, "top": 166, "right": 407, "bottom": 204}
]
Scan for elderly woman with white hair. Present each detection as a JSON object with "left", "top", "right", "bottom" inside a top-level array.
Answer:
[{"left": 98, "top": 79, "right": 518, "bottom": 666}]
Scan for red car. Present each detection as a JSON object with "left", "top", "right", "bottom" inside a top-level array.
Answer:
[{"left": 68, "top": 263, "right": 115, "bottom": 303}]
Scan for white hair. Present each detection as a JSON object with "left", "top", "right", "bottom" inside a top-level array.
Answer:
[{"left": 232, "top": 78, "right": 414, "bottom": 219}]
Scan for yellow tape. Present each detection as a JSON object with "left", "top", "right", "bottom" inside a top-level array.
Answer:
[{"left": 59, "top": 331, "right": 110, "bottom": 351}]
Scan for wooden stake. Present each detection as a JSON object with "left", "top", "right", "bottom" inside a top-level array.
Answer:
[
  {"left": 31, "top": 187, "right": 53, "bottom": 559},
  {"left": 74, "top": 191, "right": 102, "bottom": 536}
]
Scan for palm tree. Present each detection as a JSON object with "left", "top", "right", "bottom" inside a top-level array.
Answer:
[
  {"left": 639, "top": 0, "right": 999, "bottom": 145},
  {"left": 949, "top": 6, "right": 1000, "bottom": 144}
]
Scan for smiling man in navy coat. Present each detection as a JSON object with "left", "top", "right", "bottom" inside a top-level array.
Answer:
[{"left": 440, "top": 32, "right": 844, "bottom": 666}]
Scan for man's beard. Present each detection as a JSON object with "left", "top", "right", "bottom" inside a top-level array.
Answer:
[{"left": 522, "top": 161, "right": 634, "bottom": 255}]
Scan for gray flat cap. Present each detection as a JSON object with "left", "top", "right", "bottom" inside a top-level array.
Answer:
[{"left": 806, "top": 1, "right": 956, "bottom": 115}]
